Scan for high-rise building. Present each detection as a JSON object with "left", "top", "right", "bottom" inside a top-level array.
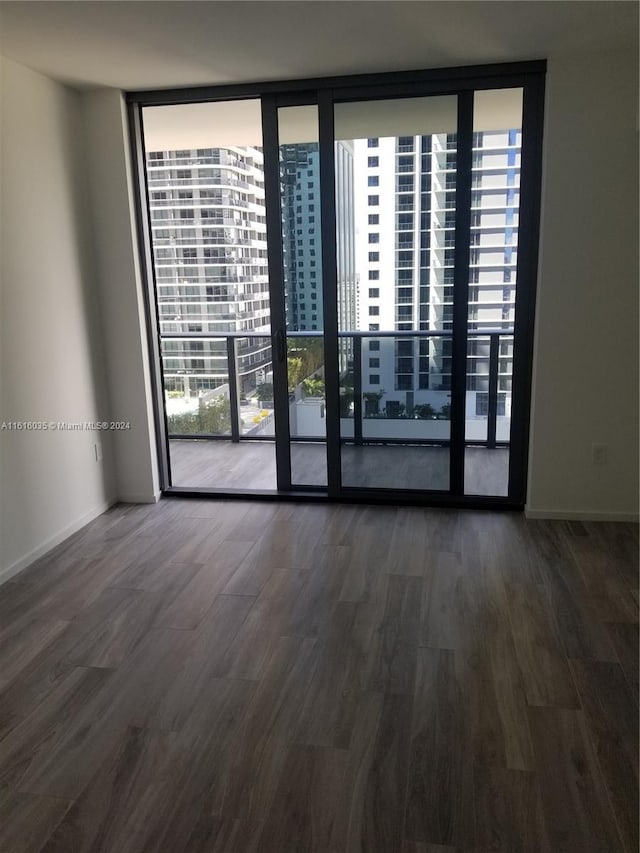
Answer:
[
  {"left": 355, "top": 127, "right": 521, "bottom": 419},
  {"left": 146, "top": 146, "right": 271, "bottom": 397},
  {"left": 280, "top": 140, "right": 357, "bottom": 339},
  {"left": 279, "top": 142, "right": 323, "bottom": 332}
]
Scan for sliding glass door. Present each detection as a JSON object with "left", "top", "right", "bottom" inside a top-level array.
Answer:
[
  {"left": 141, "top": 99, "right": 278, "bottom": 490},
  {"left": 332, "top": 95, "right": 458, "bottom": 492},
  {"left": 130, "top": 62, "right": 544, "bottom": 507}
]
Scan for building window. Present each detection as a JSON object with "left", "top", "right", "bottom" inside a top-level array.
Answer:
[
  {"left": 369, "top": 306, "right": 380, "bottom": 316},
  {"left": 368, "top": 176, "right": 379, "bottom": 187},
  {"left": 368, "top": 233, "right": 379, "bottom": 243},
  {"left": 368, "top": 195, "right": 379, "bottom": 206},
  {"left": 369, "top": 374, "right": 380, "bottom": 384},
  {"left": 369, "top": 271, "right": 380, "bottom": 280},
  {"left": 368, "top": 156, "right": 379, "bottom": 167},
  {"left": 369, "top": 288, "right": 379, "bottom": 298},
  {"left": 368, "top": 252, "right": 379, "bottom": 262},
  {"left": 368, "top": 138, "right": 379, "bottom": 148},
  {"left": 369, "top": 324, "right": 380, "bottom": 331},
  {"left": 369, "top": 358, "right": 380, "bottom": 368},
  {"left": 369, "top": 341, "right": 380, "bottom": 351},
  {"left": 368, "top": 214, "right": 379, "bottom": 225},
  {"left": 476, "top": 393, "right": 506, "bottom": 416}
]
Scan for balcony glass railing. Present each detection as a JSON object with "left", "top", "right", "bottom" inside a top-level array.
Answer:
[{"left": 161, "top": 329, "right": 514, "bottom": 448}]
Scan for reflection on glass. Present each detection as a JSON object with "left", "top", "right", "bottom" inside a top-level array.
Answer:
[
  {"left": 143, "top": 98, "right": 276, "bottom": 490},
  {"left": 464, "top": 88, "right": 523, "bottom": 496},
  {"left": 334, "top": 95, "right": 458, "bottom": 490},
  {"left": 279, "top": 106, "right": 327, "bottom": 486}
]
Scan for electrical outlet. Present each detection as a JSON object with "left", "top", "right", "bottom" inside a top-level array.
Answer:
[
  {"left": 592, "top": 444, "right": 608, "bottom": 465},
  {"left": 94, "top": 441, "right": 103, "bottom": 463}
]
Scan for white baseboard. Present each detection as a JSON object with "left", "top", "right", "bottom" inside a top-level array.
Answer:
[
  {"left": 525, "top": 507, "right": 639, "bottom": 522},
  {"left": 0, "top": 499, "right": 115, "bottom": 587}
]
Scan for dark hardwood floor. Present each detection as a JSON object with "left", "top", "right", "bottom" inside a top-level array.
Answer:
[{"left": 0, "top": 499, "right": 637, "bottom": 852}]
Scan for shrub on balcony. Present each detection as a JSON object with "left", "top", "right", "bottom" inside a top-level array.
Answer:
[
  {"left": 167, "top": 398, "right": 231, "bottom": 435},
  {"left": 414, "top": 403, "right": 437, "bottom": 419},
  {"left": 302, "top": 378, "right": 325, "bottom": 398}
]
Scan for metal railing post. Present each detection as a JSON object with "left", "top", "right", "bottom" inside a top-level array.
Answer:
[
  {"left": 353, "top": 335, "right": 363, "bottom": 446},
  {"left": 487, "top": 333, "right": 499, "bottom": 449},
  {"left": 226, "top": 336, "right": 241, "bottom": 442}
]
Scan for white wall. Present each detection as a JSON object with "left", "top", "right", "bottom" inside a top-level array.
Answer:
[
  {"left": 527, "top": 47, "right": 639, "bottom": 520},
  {"left": 0, "top": 57, "right": 116, "bottom": 581},
  {"left": 81, "top": 90, "right": 160, "bottom": 503}
]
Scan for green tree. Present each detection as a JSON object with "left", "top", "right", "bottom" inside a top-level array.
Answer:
[
  {"left": 287, "top": 356, "right": 304, "bottom": 392},
  {"left": 256, "top": 382, "right": 274, "bottom": 402},
  {"left": 415, "top": 403, "right": 437, "bottom": 419},
  {"left": 167, "top": 398, "right": 231, "bottom": 436},
  {"left": 363, "top": 390, "right": 384, "bottom": 417},
  {"left": 302, "top": 378, "right": 325, "bottom": 397}
]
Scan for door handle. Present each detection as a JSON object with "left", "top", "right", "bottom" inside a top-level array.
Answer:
[{"left": 274, "top": 329, "right": 286, "bottom": 363}]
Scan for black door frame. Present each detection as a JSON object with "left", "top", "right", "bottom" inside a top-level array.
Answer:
[{"left": 126, "top": 60, "right": 546, "bottom": 509}]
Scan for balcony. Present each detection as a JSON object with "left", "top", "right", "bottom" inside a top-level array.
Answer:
[{"left": 162, "top": 330, "right": 513, "bottom": 495}]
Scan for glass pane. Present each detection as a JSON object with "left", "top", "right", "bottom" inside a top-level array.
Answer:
[
  {"left": 143, "top": 99, "right": 277, "bottom": 490},
  {"left": 278, "top": 105, "right": 327, "bottom": 487},
  {"left": 334, "top": 95, "right": 457, "bottom": 490},
  {"left": 464, "top": 88, "right": 523, "bottom": 497}
]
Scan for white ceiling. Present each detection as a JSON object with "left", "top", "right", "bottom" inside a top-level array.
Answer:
[{"left": 0, "top": 1, "right": 637, "bottom": 92}]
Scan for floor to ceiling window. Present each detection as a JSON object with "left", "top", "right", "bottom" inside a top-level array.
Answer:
[{"left": 129, "top": 62, "right": 545, "bottom": 507}]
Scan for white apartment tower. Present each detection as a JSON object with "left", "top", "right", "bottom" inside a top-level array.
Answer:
[
  {"left": 147, "top": 146, "right": 271, "bottom": 396},
  {"left": 355, "top": 128, "right": 521, "bottom": 420}
]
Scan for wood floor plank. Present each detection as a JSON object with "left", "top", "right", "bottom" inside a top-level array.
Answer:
[
  {"left": 13, "top": 628, "right": 195, "bottom": 800},
  {"left": 64, "top": 587, "right": 172, "bottom": 669},
  {"left": 183, "top": 816, "right": 264, "bottom": 853},
  {"left": 420, "top": 551, "right": 472, "bottom": 651},
  {"left": 284, "top": 545, "right": 352, "bottom": 639},
  {"left": 405, "top": 648, "right": 475, "bottom": 848},
  {"left": 221, "top": 569, "right": 308, "bottom": 681},
  {"left": 221, "top": 636, "right": 320, "bottom": 826},
  {"left": 472, "top": 764, "right": 547, "bottom": 852},
  {"left": 223, "top": 511, "right": 325, "bottom": 595},
  {"left": 388, "top": 508, "right": 431, "bottom": 576},
  {"left": 366, "top": 574, "right": 422, "bottom": 695},
  {"left": 606, "top": 621, "right": 639, "bottom": 701},
  {"left": 155, "top": 539, "right": 254, "bottom": 629},
  {"left": 0, "top": 666, "right": 113, "bottom": 793},
  {"left": 0, "top": 500, "right": 636, "bottom": 852},
  {"left": 338, "top": 508, "right": 396, "bottom": 602},
  {"left": 569, "top": 659, "right": 639, "bottom": 853},
  {"left": 38, "top": 726, "right": 187, "bottom": 853},
  {"left": 0, "top": 790, "right": 71, "bottom": 853},
  {"left": 529, "top": 706, "right": 626, "bottom": 852},
  {"left": 152, "top": 593, "right": 256, "bottom": 732},
  {"left": 290, "top": 603, "right": 363, "bottom": 749},
  {"left": 141, "top": 677, "right": 257, "bottom": 853},
  {"left": 542, "top": 559, "right": 619, "bottom": 662},
  {"left": 361, "top": 693, "right": 414, "bottom": 853},
  {"left": 506, "top": 581, "right": 581, "bottom": 708},
  {"left": 255, "top": 743, "right": 346, "bottom": 853},
  {"left": 566, "top": 534, "right": 639, "bottom": 624},
  {"left": 483, "top": 617, "right": 536, "bottom": 772},
  {"left": 0, "top": 615, "right": 69, "bottom": 690},
  {"left": 0, "top": 587, "right": 142, "bottom": 741}
]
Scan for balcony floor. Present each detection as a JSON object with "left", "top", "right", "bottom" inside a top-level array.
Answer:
[{"left": 169, "top": 439, "right": 510, "bottom": 495}]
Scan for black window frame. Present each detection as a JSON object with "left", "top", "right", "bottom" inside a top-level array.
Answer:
[{"left": 128, "top": 59, "right": 546, "bottom": 510}]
